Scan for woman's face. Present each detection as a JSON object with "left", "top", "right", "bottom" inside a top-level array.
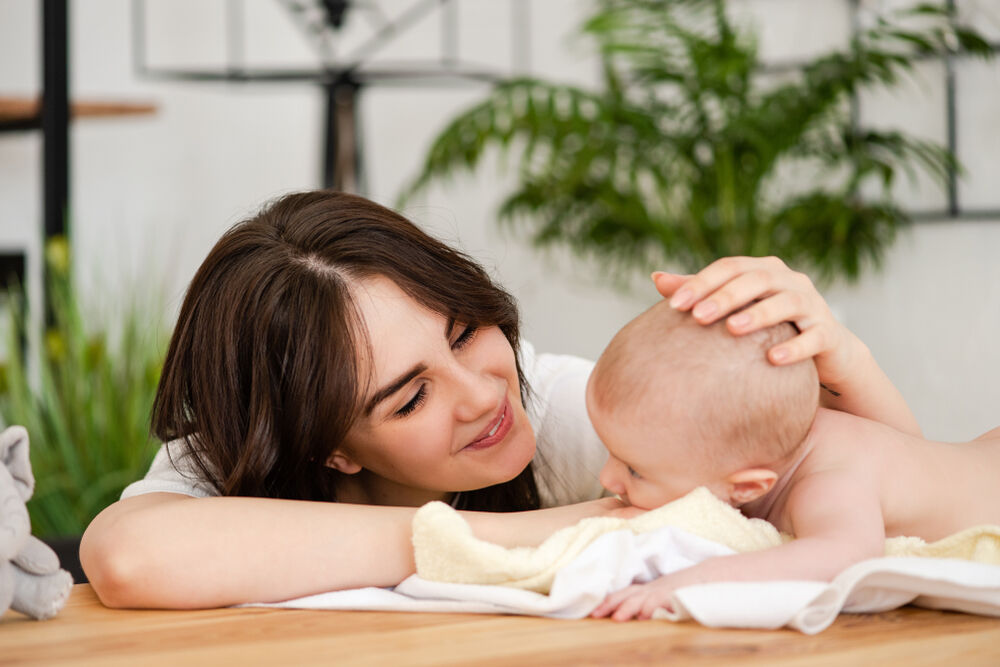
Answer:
[{"left": 332, "top": 276, "right": 536, "bottom": 506}]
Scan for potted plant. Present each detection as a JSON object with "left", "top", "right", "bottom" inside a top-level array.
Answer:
[
  {"left": 401, "top": 0, "right": 992, "bottom": 284},
  {"left": 0, "top": 237, "right": 166, "bottom": 582}
]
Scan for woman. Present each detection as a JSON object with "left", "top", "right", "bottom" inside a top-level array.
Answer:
[{"left": 80, "top": 191, "right": 919, "bottom": 609}]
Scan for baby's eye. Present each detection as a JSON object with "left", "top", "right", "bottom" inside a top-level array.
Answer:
[{"left": 627, "top": 466, "right": 641, "bottom": 479}]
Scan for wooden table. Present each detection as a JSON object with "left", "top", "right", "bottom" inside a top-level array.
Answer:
[{"left": 2, "top": 585, "right": 999, "bottom": 666}]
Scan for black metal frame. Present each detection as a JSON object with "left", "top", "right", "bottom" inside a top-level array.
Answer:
[
  {"left": 131, "top": 0, "right": 531, "bottom": 190},
  {"left": 130, "top": 0, "right": 1000, "bottom": 219},
  {"left": 756, "top": 0, "right": 1000, "bottom": 222},
  {"left": 42, "top": 0, "right": 70, "bottom": 243},
  {"left": 0, "top": 1, "right": 71, "bottom": 325}
]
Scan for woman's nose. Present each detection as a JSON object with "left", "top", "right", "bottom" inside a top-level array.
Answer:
[
  {"left": 453, "top": 363, "right": 499, "bottom": 422},
  {"left": 599, "top": 459, "right": 624, "bottom": 496}
]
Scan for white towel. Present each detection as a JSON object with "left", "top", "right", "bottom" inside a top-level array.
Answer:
[{"left": 249, "top": 523, "right": 1000, "bottom": 634}]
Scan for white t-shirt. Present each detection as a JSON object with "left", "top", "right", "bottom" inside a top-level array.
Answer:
[{"left": 120, "top": 341, "right": 609, "bottom": 508}]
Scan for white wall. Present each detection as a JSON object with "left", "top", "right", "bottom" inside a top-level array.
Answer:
[{"left": 0, "top": 0, "right": 997, "bottom": 441}]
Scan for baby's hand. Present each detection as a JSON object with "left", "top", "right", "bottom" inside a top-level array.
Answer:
[{"left": 590, "top": 576, "right": 678, "bottom": 621}]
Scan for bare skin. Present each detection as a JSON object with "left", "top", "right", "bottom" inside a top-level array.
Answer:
[{"left": 591, "top": 407, "right": 1000, "bottom": 621}]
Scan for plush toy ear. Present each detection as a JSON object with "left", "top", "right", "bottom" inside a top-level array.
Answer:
[
  {"left": 725, "top": 468, "right": 778, "bottom": 505},
  {"left": 325, "top": 452, "right": 362, "bottom": 475}
]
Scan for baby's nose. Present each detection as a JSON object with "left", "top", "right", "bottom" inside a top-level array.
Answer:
[{"left": 598, "top": 459, "right": 624, "bottom": 496}]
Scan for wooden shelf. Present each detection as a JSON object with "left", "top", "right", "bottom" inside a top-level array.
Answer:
[{"left": 0, "top": 96, "right": 156, "bottom": 129}]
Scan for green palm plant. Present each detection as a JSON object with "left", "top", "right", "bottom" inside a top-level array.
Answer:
[
  {"left": 401, "top": 0, "right": 993, "bottom": 284},
  {"left": 0, "top": 237, "right": 165, "bottom": 537}
]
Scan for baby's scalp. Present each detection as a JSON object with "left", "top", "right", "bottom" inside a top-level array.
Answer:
[{"left": 591, "top": 301, "right": 819, "bottom": 470}]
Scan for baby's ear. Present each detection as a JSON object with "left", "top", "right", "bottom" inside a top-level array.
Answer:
[
  {"left": 725, "top": 468, "right": 778, "bottom": 505},
  {"left": 325, "top": 452, "right": 362, "bottom": 475}
]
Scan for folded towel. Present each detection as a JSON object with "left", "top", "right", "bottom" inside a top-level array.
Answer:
[
  {"left": 252, "top": 528, "right": 1000, "bottom": 634},
  {"left": 412, "top": 487, "right": 785, "bottom": 592},
  {"left": 413, "top": 486, "right": 1000, "bottom": 594},
  {"left": 248, "top": 487, "right": 1000, "bottom": 633}
]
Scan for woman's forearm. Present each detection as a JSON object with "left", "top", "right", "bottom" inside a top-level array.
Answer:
[
  {"left": 818, "top": 334, "right": 922, "bottom": 436},
  {"left": 81, "top": 493, "right": 418, "bottom": 609},
  {"left": 81, "top": 493, "right": 629, "bottom": 610}
]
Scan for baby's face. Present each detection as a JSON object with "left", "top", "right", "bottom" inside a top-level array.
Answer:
[{"left": 587, "top": 385, "right": 723, "bottom": 510}]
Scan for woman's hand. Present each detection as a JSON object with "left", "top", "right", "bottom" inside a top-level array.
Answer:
[
  {"left": 652, "top": 257, "right": 857, "bottom": 388},
  {"left": 652, "top": 257, "right": 921, "bottom": 436}
]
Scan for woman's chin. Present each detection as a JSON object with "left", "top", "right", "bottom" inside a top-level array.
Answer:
[{"left": 469, "top": 429, "right": 537, "bottom": 489}]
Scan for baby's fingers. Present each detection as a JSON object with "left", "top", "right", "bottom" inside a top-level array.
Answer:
[
  {"left": 610, "top": 594, "right": 646, "bottom": 622},
  {"left": 639, "top": 594, "right": 674, "bottom": 620},
  {"left": 591, "top": 587, "right": 635, "bottom": 618}
]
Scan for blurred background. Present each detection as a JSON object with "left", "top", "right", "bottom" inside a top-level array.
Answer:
[{"left": 0, "top": 0, "right": 998, "bottom": 548}]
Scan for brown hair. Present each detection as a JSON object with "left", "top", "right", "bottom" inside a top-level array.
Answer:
[
  {"left": 590, "top": 301, "right": 819, "bottom": 469},
  {"left": 152, "top": 191, "right": 539, "bottom": 511}
]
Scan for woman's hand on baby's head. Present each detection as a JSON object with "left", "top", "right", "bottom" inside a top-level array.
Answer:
[{"left": 652, "top": 258, "right": 859, "bottom": 387}]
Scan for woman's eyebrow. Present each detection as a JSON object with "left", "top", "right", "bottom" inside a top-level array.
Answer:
[{"left": 364, "top": 364, "right": 427, "bottom": 416}]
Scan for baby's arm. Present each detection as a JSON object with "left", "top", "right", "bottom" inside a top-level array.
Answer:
[{"left": 592, "top": 472, "right": 885, "bottom": 621}]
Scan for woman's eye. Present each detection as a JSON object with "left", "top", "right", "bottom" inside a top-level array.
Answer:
[
  {"left": 395, "top": 386, "right": 427, "bottom": 417},
  {"left": 452, "top": 325, "right": 478, "bottom": 350}
]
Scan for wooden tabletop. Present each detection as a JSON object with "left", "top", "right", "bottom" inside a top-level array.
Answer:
[{"left": 1, "top": 584, "right": 999, "bottom": 666}]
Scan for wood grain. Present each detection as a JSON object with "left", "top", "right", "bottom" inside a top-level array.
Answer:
[{"left": 1, "top": 585, "right": 998, "bottom": 665}]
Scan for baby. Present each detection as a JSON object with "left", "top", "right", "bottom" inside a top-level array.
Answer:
[{"left": 585, "top": 300, "right": 1000, "bottom": 621}]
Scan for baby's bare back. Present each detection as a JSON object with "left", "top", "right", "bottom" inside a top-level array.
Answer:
[{"left": 802, "top": 410, "right": 1000, "bottom": 542}]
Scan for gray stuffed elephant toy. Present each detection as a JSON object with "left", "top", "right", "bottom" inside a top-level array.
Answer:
[{"left": 0, "top": 425, "right": 73, "bottom": 620}]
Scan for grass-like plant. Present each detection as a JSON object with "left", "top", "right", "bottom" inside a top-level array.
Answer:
[
  {"left": 0, "top": 237, "right": 165, "bottom": 537},
  {"left": 401, "top": 0, "right": 993, "bottom": 283}
]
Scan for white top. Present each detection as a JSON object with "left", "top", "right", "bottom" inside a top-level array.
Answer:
[{"left": 120, "top": 342, "right": 609, "bottom": 508}]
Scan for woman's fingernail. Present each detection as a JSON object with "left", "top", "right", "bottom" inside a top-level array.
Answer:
[
  {"left": 692, "top": 300, "right": 717, "bottom": 319},
  {"left": 670, "top": 288, "right": 694, "bottom": 309},
  {"left": 771, "top": 347, "right": 789, "bottom": 363},
  {"left": 730, "top": 312, "right": 751, "bottom": 328}
]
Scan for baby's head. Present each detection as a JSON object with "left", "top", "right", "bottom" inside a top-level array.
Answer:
[{"left": 586, "top": 300, "right": 819, "bottom": 510}]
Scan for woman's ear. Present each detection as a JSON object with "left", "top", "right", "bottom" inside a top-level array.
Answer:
[
  {"left": 725, "top": 468, "right": 778, "bottom": 505},
  {"left": 325, "top": 452, "right": 362, "bottom": 475}
]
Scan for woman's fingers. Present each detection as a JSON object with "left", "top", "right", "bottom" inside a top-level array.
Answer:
[
  {"left": 669, "top": 256, "right": 787, "bottom": 311},
  {"left": 686, "top": 270, "right": 775, "bottom": 325},
  {"left": 766, "top": 325, "right": 832, "bottom": 366},
  {"left": 651, "top": 272, "right": 690, "bottom": 299},
  {"left": 725, "top": 290, "right": 816, "bottom": 335}
]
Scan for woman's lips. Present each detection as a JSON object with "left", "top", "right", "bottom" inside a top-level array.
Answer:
[{"left": 464, "top": 397, "right": 513, "bottom": 451}]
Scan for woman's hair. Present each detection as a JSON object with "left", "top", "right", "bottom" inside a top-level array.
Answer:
[{"left": 152, "top": 190, "right": 539, "bottom": 511}]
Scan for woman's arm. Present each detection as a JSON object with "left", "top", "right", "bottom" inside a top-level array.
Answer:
[
  {"left": 81, "top": 493, "right": 418, "bottom": 609},
  {"left": 81, "top": 492, "right": 631, "bottom": 609},
  {"left": 653, "top": 258, "right": 921, "bottom": 436}
]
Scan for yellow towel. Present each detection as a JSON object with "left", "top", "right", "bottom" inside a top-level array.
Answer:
[{"left": 412, "top": 486, "right": 1000, "bottom": 594}]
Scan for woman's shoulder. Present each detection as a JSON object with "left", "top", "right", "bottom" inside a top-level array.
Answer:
[
  {"left": 120, "top": 437, "right": 221, "bottom": 500},
  {"left": 520, "top": 341, "right": 609, "bottom": 507}
]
